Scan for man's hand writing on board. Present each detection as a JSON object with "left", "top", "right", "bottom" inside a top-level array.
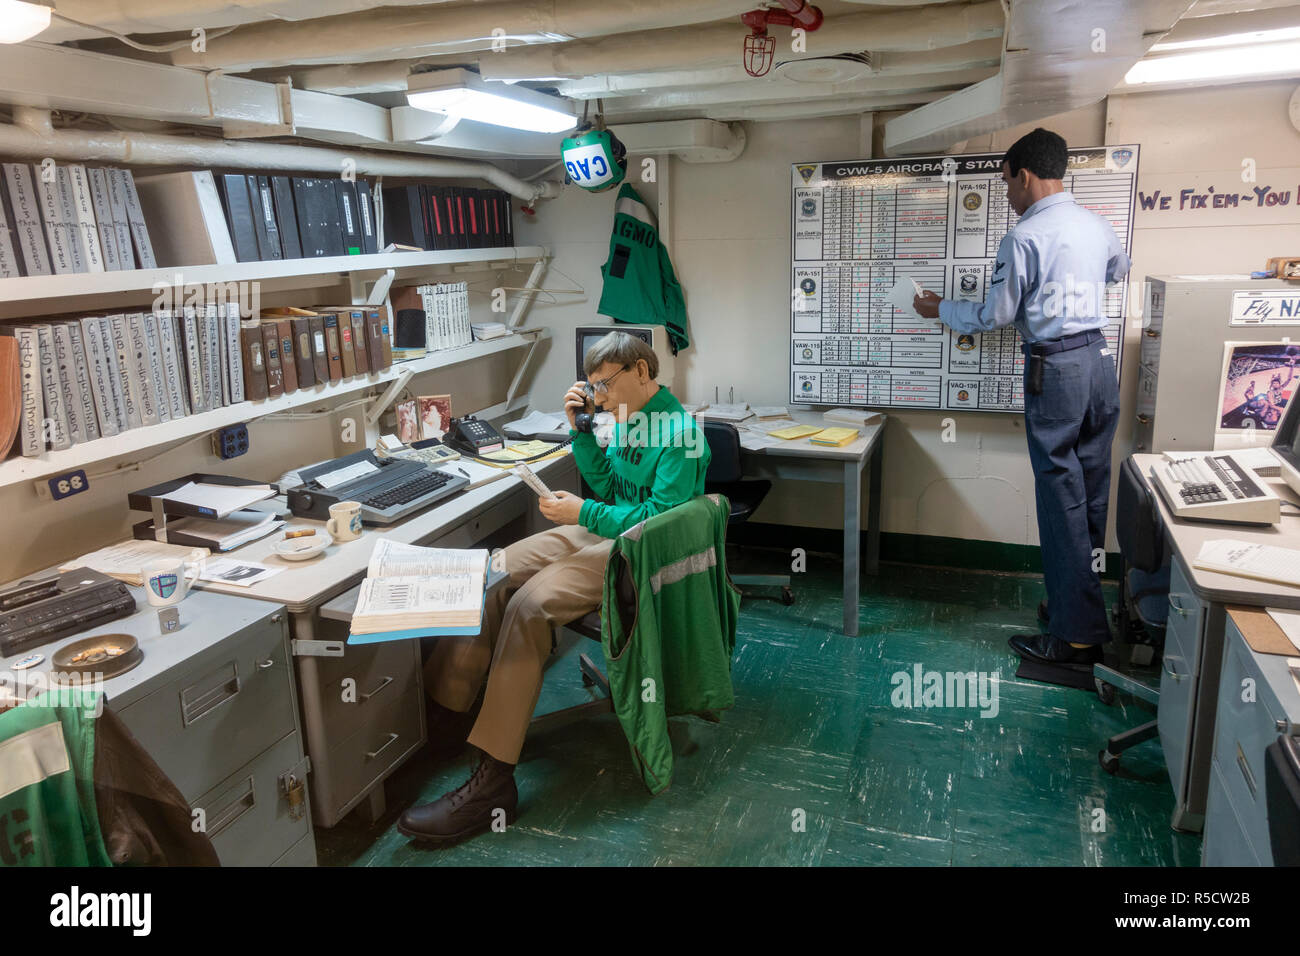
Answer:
[{"left": 914, "top": 291, "right": 942, "bottom": 320}]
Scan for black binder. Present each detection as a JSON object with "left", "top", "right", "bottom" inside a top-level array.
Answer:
[
  {"left": 355, "top": 180, "right": 379, "bottom": 255},
  {"left": 250, "top": 175, "right": 282, "bottom": 260},
  {"left": 333, "top": 180, "right": 362, "bottom": 255},
  {"left": 381, "top": 185, "right": 427, "bottom": 250},
  {"left": 270, "top": 175, "right": 303, "bottom": 259},
  {"left": 219, "top": 174, "right": 261, "bottom": 263},
  {"left": 293, "top": 177, "right": 344, "bottom": 258}
]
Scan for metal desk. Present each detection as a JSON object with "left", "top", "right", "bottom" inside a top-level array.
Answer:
[
  {"left": 0, "top": 586, "right": 314, "bottom": 866},
  {"left": 194, "top": 451, "right": 579, "bottom": 826},
  {"left": 1132, "top": 453, "right": 1300, "bottom": 831},
  {"left": 739, "top": 412, "right": 886, "bottom": 637}
]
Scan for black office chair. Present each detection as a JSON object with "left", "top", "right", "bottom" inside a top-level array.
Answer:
[
  {"left": 1266, "top": 733, "right": 1300, "bottom": 865},
  {"left": 528, "top": 550, "right": 637, "bottom": 735},
  {"left": 701, "top": 421, "right": 794, "bottom": 606},
  {"left": 1096, "top": 456, "right": 1167, "bottom": 773}
]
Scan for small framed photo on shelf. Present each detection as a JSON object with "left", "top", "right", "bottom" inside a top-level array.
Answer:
[
  {"left": 395, "top": 399, "right": 420, "bottom": 444},
  {"left": 419, "top": 395, "right": 451, "bottom": 440}
]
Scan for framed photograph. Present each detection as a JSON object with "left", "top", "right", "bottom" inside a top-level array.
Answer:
[
  {"left": 395, "top": 398, "right": 419, "bottom": 444},
  {"left": 418, "top": 394, "right": 452, "bottom": 440},
  {"left": 1216, "top": 341, "right": 1300, "bottom": 448}
]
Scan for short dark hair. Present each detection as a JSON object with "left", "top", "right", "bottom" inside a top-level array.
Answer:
[{"left": 1003, "top": 128, "right": 1067, "bottom": 180}]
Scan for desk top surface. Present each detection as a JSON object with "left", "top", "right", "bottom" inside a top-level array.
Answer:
[
  {"left": 193, "top": 451, "right": 576, "bottom": 612},
  {"left": 1133, "top": 452, "right": 1300, "bottom": 609},
  {"left": 0, "top": 586, "right": 276, "bottom": 711}
]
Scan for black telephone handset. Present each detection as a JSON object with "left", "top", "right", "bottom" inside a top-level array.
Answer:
[
  {"left": 574, "top": 384, "right": 597, "bottom": 434},
  {"left": 445, "top": 416, "right": 507, "bottom": 455}
]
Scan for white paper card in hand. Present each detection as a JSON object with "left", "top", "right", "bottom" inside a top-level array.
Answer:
[
  {"left": 513, "top": 462, "right": 556, "bottom": 499},
  {"left": 886, "top": 277, "right": 924, "bottom": 318}
]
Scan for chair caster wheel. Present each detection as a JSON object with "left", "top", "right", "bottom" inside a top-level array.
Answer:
[
  {"left": 780, "top": 587, "right": 795, "bottom": 606},
  {"left": 1095, "top": 679, "right": 1116, "bottom": 705},
  {"left": 1099, "top": 749, "right": 1120, "bottom": 774}
]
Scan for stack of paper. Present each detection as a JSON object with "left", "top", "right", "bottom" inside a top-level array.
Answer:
[
  {"left": 471, "top": 322, "right": 509, "bottom": 340},
  {"left": 768, "top": 424, "right": 823, "bottom": 441},
  {"left": 166, "top": 511, "right": 284, "bottom": 551},
  {"left": 61, "top": 539, "right": 210, "bottom": 585},
  {"left": 809, "top": 427, "right": 860, "bottom": 447},
  {"left": 161, "top": 481, "right": 275, "bottom": 518},
  {"left": 751, "top": 406, "right": 793, "bottom": 421},
  {"left": 698, "top": 403, "right": 753, "bottom": 423},
  {"left": 1194, "top": 539, "right": 1300, "bottom": 587},
  {"left": 503, "top": 410, "right": 569, "bottom": 436},
  {"left": 823, "top": 408, "right": 883, "bottom": 428}
]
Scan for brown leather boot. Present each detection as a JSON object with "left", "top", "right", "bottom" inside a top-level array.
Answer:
[{"left": 397, "top": 751, "right": 518, "bottom": 846}]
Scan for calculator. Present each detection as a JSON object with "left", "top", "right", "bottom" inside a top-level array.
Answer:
[{"left": 392, "top": 438, "right": 461, "bottom": 467}]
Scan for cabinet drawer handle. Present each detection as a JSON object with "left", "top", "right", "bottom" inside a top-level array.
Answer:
[
  {"left": 366, "top": 732, "right": 400, "bottom": 761},
  {"left": 256, "top": 658, "right": 274, "bottom": 670},
  {"left": 1167, "top": 593, "right": 1192, "bottom": 616},
  {"left": 1236, "top": 743, "right": 1258, "bottom": 798},
  {"left": 1136, "top": 414, "right": 1151, "bottom": 425},
  {"left": 204, "top": 777, "right": 256, "bottom": 839},
  {"left": 1162, "top": 657, "right": 1184, "bottom": 682},
  {"left": 360, "top": 675, "right": 394, "bottom": 702}
]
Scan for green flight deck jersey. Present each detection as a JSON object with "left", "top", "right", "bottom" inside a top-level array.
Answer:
[
  {"left": 597, "top": 183, "right": 689, "bottom": 354},
  {"left": 571, "top": 385, "right": 710, "bottom": 539}
]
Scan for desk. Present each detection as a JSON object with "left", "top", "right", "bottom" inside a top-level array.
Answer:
[
  {"left": 1202, "top": 607, "right": 1300, "bottom": 865},
  {"left": 516, "top": 414, "right": 888, "bottom": 637},
  {"left": 1132, "top": 453, "right": 1300, "bottom": 832},
  {"left": 739, "top": 412, "right": 886, "bottom": 638},
  {"left": 0, "top": 586, "right": 314, "bottom": 866},
  {"left": 195, "top": 451, "right": 580, "bottom": 826}
]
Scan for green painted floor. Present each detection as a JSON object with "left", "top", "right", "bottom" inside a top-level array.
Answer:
[{"left": 316, "top": 553, "right": 1202, "bottom": 866}]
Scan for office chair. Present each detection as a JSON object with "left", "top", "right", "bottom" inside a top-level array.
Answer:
[
  {"left": 527, "top": 551, "right": 638, "bottom": 735},
  {"left": 701, "top": 421, "right": 794, "bottom": 606},
  {"left": 1266, "top": 732, "right": 1300, "bottom": 866},
  {"left": 1096, "top": 456, "right": 1167, "bottom": 774}
]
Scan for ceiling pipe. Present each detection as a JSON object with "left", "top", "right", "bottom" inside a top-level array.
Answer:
[
  {"left": 160, "top": 0, "right": 761, "bottom": 72},
  {"left": 0, "top": 109, "right": 560, "bottom": 203}
]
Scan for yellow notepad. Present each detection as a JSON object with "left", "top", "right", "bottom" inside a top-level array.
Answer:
[
  {"left": 809, "top": 427, "right": 859, "bottom": 447},
  {"left": 483, "top": 440, "right": 558, "bottom": 462},
  {"left": 768, "top": 424, "right": 823, "bottom": 440}
]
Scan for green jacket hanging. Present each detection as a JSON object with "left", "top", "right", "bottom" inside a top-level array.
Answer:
[
  {"left": 597, "top": 183, "right": 690, "bottom": 354},
  {"left": 601, "top": 493, "right": 740, "bottom": 794}
]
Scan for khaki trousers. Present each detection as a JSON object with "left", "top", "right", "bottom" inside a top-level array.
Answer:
[{"left": 423, "top": 523, "right": 613, "bottom": 764}]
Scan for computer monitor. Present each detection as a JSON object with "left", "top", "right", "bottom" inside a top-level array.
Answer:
[
  {"left": 575, "top": 324, "right": 675, "bottom": 388},
  {"left": 1269, "top": 390, "right": 1300, "bottom": 496}
]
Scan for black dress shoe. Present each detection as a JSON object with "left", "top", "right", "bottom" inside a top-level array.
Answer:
[
  {"left": 397, "top": 751, "right": 518, "bottom": 846},
  {"left": 1037, "top": 600, "right": 1049, "bottom": 626},
  {"left": 1009, "top": 632, "right": 1103, "bottom": 669}
]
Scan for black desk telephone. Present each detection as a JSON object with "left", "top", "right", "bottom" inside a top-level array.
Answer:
[{"left": 444, "top": 416, "right": 506, "bottom": 454}]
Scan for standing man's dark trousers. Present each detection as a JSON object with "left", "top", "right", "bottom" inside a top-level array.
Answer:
[{"left": 1022, "top": 329, "right": 1120, "bottom": 645}]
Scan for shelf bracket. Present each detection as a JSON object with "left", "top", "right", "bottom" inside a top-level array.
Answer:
[{"left": 507, "top": 258, "right": 549, "bottom": 331}]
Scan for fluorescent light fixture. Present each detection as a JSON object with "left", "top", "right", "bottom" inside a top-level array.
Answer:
[
  {"left": 1151, "top": 25, "right": 1300, "bottom": 52},
  {"left": 0, "top": 0, "right": 51, "bottom": 43},
  {"left": 1124, "top": 40, "right": 1300, "bottom": 85},
  {"left": 406, "top": 68, "right": 577, "bottom": 134}
]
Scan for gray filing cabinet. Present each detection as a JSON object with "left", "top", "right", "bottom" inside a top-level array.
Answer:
[
  {"left": 294, "top": 456, "right": 582, "bottom": 827},
  {"left": 0, "top": 585, "right": 314, "bottom": 866},
  {"left": 1135, "top": 276, "right": 1299, "bottom": 453},
  {"left": 1203, "top": 610, "right": 1300, "bottom": 866},
  {"left": 1159, "top": 553, "right": 1227, "bottom": 832}
]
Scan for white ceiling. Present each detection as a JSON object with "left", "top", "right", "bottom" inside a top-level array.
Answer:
[{"left": 10, "top": 0, "right": 1300, "bottom": 159}]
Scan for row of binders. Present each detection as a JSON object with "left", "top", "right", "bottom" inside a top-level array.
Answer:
[
  {"left": 382, "top": 184, "right": 514, "bottom": 252},
  {"left": 249, "top": 306, "right": 393, "bottom": 401},
  {"left": 0, "top": 162, "right": 156, "bottom": 277},
  {"left": 7, "top": 306, "right": 244, "bottom": 456},
  {"left": 217, "top": 173, "right": 379, "bottom": 262},
  {"left": 418, "top": 283, "right": 473, "bottom": 353},
  {"left": 4, "top": 303, "right": 395, "bottom": 459}
]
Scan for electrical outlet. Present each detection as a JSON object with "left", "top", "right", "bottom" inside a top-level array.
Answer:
[{"left": 214, "top": 424, "right": 250, "bottom": 460}]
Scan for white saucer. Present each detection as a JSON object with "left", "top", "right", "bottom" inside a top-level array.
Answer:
[{"left": 275, "top": 536, "right": 329, "bottom": 561}]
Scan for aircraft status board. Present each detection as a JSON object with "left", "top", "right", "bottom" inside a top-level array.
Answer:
[{"left": 789, "top": 145, "right": 1139, "bottom": 412}]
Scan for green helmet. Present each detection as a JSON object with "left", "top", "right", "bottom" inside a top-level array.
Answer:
[{"left": 561, "top": 126, "right": 627, "bottom": 192}]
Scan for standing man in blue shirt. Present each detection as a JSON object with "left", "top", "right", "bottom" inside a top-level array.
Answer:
[{"left": 914, "top": 128, "right": 1131, "bottom": 681}]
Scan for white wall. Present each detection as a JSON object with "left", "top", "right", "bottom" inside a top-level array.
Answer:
[{"left": 519, "top": 80, "right": 1300, "bottom": 550}]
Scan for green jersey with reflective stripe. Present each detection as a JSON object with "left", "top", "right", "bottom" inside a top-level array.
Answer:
[{"left": 597, "top": 184, "right": 689, "bottom": 353}]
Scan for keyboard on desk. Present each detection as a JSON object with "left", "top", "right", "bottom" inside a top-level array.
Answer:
[
  {"left": 1150, "top": 453, "right": 1282, "bottom": 525},
  {"left": 286, "top": 450, "right": 470, "bottom": 525}
]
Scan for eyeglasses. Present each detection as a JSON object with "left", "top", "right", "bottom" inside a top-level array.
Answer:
[{"left": 585, "top": 365, "right": 629, "bottom": 396}]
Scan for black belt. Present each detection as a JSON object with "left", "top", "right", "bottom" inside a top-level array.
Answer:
[{"left": 1022, "top": 329, "right": 1103, "bottom": 356}]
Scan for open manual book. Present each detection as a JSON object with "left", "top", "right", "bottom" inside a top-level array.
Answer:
[{"left": 349, "top": 539, "right": 489, "bottom": 644}]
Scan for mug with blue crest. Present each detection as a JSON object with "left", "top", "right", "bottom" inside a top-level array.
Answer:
[{"left": 141, "top": 552, "right": 205, "bottom": 608}]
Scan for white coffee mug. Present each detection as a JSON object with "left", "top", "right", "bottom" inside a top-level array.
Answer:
[
  {"left": 326, "top": 500, "right": 363, "bottom": 542},
  {"left": 141, "top": 554, "right": 204, "bottom": 608}
]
